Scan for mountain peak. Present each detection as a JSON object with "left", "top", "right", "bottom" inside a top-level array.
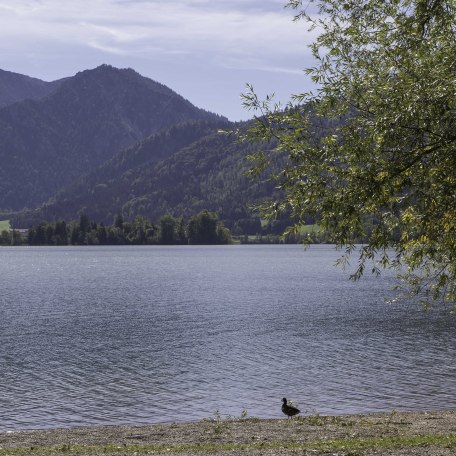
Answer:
[
  {"left": 79, "top": 63, "right": 135, "bottom": 76},
  {"left": 65, "top": 64, "right": 177, "bottom": 99}
]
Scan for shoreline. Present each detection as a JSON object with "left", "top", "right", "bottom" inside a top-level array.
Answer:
[{"left": 1, "top": 410, "right": 455, "bottom": 455}]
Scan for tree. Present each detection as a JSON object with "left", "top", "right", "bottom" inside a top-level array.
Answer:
[
  {"left": 242, "top": 0, "right": 456, "bottom": 306},
  {"left": 97, "top": 223, "right": 108, "bottom": 245},
  {"left": 54, "top": 221, "right": 68, "bottom": 245},
  {"left": 188, "top": 210, "right": 219, "bottom": 244},
  {"left": 70, "top": 223, "right": 81, "bottom": 245},
  {"left": 159, "top": 214, "right": 178, "bottom": 244},
  {"left": 216, "top": 222, "right": 232, "bottom": 245},
  {"left": 33, "top": 223, "right": 47, "bottom": 245},
  {"left": 114, "top": 213, "right": 124, "bottom": 230},
  {"left": 176, "top": 217, "right": 188, "bottom": 244},
  {"left": 128, "top": 215, "right": 154, "bottom": 244},
  {"left": 106, "top": 226, "right": 125, "bottom": 245},
  {"left": 187, "top": 210, "right": 232, "bottom": 244},
  {"left": 79, "top": 213, "right": 90, "bottom": 234},
  {"left": 0, "top": 230, "right": 11, "bottom": 245}
]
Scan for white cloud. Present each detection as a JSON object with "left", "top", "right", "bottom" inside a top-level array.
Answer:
[
  {"left": 0, "top": 0, "right": 315, "bottom": 68},
  {"left": 0, "top": 0, "right": 319, "bottom": 119}
]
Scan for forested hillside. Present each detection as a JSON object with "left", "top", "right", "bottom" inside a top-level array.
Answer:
[{"left": 10, "top": 120, "right": 278, "bottom": 232}]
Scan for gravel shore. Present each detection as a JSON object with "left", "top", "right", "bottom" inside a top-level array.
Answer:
[{"left": 0, "top": 410, "right": 455, "bottom": 455}]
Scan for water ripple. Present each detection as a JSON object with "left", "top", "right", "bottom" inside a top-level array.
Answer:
[{"left": 1, "top": 245, "right": 455, "bottom": 430}]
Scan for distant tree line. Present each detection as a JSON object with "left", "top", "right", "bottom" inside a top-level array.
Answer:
[
  {"left": 1, "top": 209, "right": 378, "bottom": 246},
  {"left": 0, "top": 210, "right": 232, "bottom": 246}
]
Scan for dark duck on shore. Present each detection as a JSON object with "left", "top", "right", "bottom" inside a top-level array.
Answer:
[{"left": 282, "top": 397, "right": 300, "bottom": 418}]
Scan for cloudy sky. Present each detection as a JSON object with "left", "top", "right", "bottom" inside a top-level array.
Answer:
[{"left": 0, "top": 0, "right": 318, "bottom": 120}]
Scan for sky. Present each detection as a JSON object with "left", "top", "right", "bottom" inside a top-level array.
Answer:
[{"left": 0, "top": 0, "right": 318, "bottom": 120}]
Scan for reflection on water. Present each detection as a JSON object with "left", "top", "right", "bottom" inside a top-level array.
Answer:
[{"left": 0, "top": 245, "right": 455, "bottom": 430}]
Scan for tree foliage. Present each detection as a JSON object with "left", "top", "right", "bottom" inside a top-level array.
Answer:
[
  {"left": 0, "top": 229, "right": 25, "bottom": 246},
  {"left": 187, "top": 210, "right": 232, "bottom": 245},
  {"left": 24, "top": 211, "right": 232, "bottom": 246},
  {"left": 242, "top": 0, "right": 456, "bottom": 306}
]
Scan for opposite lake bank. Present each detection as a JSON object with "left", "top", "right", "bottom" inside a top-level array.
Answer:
[{"left": 1, "top": 410, "right": 455, "bottom": 455}]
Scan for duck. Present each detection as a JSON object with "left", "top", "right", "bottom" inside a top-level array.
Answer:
[{"left": 282, "top": 397, "right": 300, "bottom": 418}]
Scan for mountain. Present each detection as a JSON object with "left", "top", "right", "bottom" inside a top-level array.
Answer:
[
  {"left": 0, "top": 65, "right": 224, "bottom": 211},
  {"left": 0, "top": 69, "right": 64, "bottom": 108},
  {"left": 0, "top": 65, "right": 281, "bottom": 232}
]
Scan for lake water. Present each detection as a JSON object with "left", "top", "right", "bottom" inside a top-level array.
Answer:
[{"left": 0, "top": 245, "right": 455, "bottom": 431}]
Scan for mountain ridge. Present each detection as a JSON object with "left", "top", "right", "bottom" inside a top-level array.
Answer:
[{"left": 0, "top": 68, "right": 65, "bottom": 109}]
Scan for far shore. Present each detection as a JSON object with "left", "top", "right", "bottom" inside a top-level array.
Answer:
[{"left": 1, "top": 410, "right": 455, "bottom": 455}]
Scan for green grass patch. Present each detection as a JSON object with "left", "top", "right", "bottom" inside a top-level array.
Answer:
[
  {"left": 2, "top": 433, "right": 455, "bottom": 455},
  {"left": 0, "top": 220, "right": 11, "bottom": 231}
]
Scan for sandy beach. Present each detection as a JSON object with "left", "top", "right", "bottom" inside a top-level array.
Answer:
[{"left": 0, "top": 410, "right": 455, "bottom": 455}]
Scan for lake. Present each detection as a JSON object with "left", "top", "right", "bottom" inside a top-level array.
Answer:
[{"left": 0, "top": 245, "right": 455, "bottom": 431}]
